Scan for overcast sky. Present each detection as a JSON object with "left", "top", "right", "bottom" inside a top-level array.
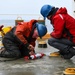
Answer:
[
  {"left": 0, "top": 0, "right": 73, "bottom": 32},
  {"left": 0, "top": 0, "right": 72, "bottom": 14},
  {"left": 0, "top": 0, "right": 73, "bottom": 20}
]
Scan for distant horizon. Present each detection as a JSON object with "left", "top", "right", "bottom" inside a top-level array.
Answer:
[
  {"left": 0, "top": 19, "right": 53, "bottom": 33},
  {"left": 0, "top": 0, "right": 73, "bottom": 19}
]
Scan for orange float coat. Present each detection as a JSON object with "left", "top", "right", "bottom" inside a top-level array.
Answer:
[{"left": 14, "top": 19, "right": 37, "bottom": 47}]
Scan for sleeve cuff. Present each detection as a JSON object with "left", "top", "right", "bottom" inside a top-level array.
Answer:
[{"left": 24, "top": 43, "right": 29, "bottom": 48}]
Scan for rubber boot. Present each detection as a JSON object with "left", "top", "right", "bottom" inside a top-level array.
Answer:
[
  {"left": 62, "top": 53, "right": 74, "bottom": 59},
  {"left": 62, "top": 47, "right": 75, "bottom": 59},
  {"left": 69, "top": 47, "right": 75, "bottom": 55},
  {"left": 0, "top": 50, "right": 21, "bottom": 58},
  {"left": 59, "top": 51, "right": 65, "bottom": 55}
]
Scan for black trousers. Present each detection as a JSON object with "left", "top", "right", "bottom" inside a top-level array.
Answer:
[
  {"left": 48, "top": 37, "right": 75, "bottom": 55},
  {"left": 0, "top": 38, "right": 30, "bottom": 58}
]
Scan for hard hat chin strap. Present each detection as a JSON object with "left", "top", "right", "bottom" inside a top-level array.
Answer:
[{"left": 47, "top": 7, "right": 59, "bottom": 17}]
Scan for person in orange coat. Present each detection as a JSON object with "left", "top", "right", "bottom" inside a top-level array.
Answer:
[{"left": 0, "top": 19, "right": 47, "bottom": 59}]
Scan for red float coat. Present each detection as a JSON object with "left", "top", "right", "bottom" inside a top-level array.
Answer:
[{"left": 49, "top": 7, "right": 75, "bottom": 44}]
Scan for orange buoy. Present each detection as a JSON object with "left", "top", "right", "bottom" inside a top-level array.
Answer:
[
  {"left": 38, "top": 41, "right": 47, "bottom": 48},
  {"left": 63, "top": 68, "right": 75, "bottom": 75},
  {"left": 49, "top": 51, "right": 60, "bottom": 57}
]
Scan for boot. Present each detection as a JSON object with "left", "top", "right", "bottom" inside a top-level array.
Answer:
[
  {"left": 69, "top": 47, "right": 75, "bottom": 55},
  {"left": 0, "top": 50, "right": 17, "bottom": 61},
  {"left": 59, "top": 51, "right": 65, "bottom": 55},
  {"left": 0, "top": 50, "right": 21, "bottom": 58},
  {"left": 59, "top": 49, "right": 70, "bottom": 55},
  {"left": 62, "top": 47, "right": 75, "bottom": 59},
  {"left": 62, "top": 53, "right": 74, "bottom": 59}
]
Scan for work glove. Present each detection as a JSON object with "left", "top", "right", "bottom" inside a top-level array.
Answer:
[
  {"left": 27, "top": 44, "right": 34, "bottom": 51},
  {"left": 29, "top": 51, "right": 35, "bottom": 55},
  {"left": 27, "top": 44, "right": 35, "bottom": 55}
]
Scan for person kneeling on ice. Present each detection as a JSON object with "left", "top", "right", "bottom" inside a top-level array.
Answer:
[
  {"left": 40, "top": 4, "right": 75, "bottom": 59},
  {"left": 0, "top": 19, "right": 47, "bottom": 59}
]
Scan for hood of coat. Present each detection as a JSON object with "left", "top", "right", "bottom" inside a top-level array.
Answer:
[
  {"left": 27, "top": 19, "right": 38, "bottom": 39},
  {"left": 56, "top": 7, "right": 67, "bottom": 14},
  {"left": 49, "top": 7, "right": 67, "bottom": 24},
  {"left": 28, "top": 19, "right": 37, "bottom": 30},
  {"left": 22, "top": 19, "right": 37, "bottom": 35}
]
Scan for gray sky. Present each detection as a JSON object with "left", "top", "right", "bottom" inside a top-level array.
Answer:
[
  {"left": 0, "top": 0, "right": 73, "bottom": 32},
  {"left": 0, "top": 0, "right": 72, "bottom": 14}
]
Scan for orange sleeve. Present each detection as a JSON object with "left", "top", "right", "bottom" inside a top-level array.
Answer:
[{"left": 14, "top": 23, "right": 29, "bottom": 45}]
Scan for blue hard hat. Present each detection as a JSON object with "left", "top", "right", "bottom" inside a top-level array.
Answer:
[
  {"left": 36, "top": 23, "right": 47, "bottom": 38},
  {"left": 40, "top": 4, "right": 53, "bottom": 20}
]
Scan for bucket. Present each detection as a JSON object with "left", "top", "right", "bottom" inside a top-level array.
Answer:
[
  {"left": 38, "top": 17, "right": 45, "bottom": 25},
  {"left": 15, "top": 17, "right": 24, "bottom": 25}
]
